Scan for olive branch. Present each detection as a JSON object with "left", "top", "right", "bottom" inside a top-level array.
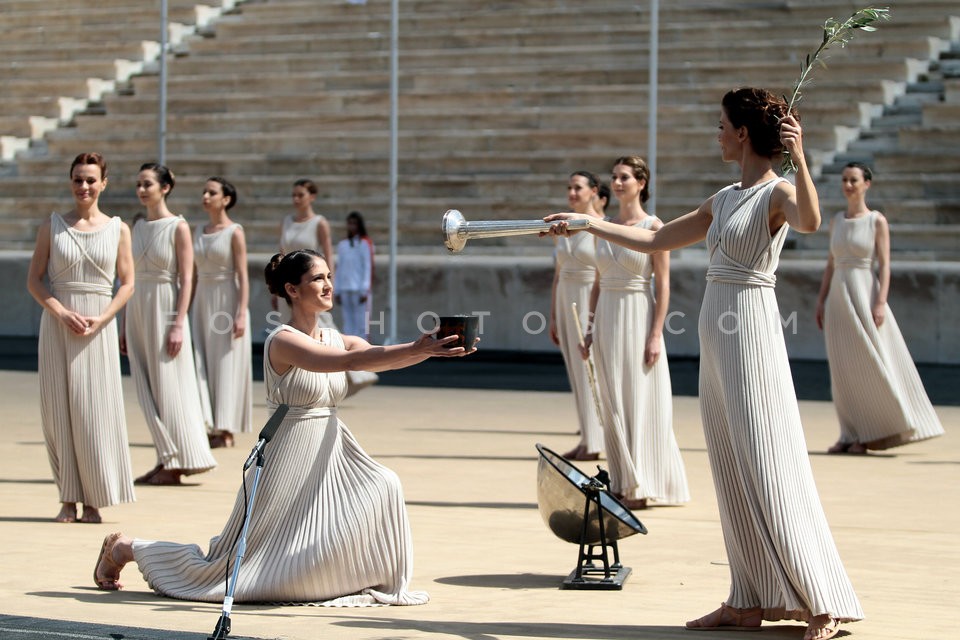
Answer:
[{"left": 781, "top": 6, "right": 891, "bottom": 174}]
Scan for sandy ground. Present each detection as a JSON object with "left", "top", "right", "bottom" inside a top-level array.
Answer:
[{"left": 0, "top": 369, "right": 956, "bottom": 640}]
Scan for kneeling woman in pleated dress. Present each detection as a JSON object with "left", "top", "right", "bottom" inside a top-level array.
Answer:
[{"left": 93, "top": 249, "right": 476, "bottom": 604}]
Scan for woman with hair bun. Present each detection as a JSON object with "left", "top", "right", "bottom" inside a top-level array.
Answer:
[
  {"left": 816, "top": 162, "right": 944, "bottom": 453},
  {"left": 550, "top": 170, "right": 605, "bottom": 462},
  {"left": 191, "top": 177, "right": 252, "bottom": 448},
  {"left": 545, "top": 87, "right": 862, "bottom": 640},
  {"left": 93, "top": 249, "right": 475, "bottom": 604},
  {"left": 271, "top": 178, "right": 334, "bottom": 317},
  {"left": 582, "top": 156, "right": 688, "bottom": 511},
  {"left": 123, "top": 163, "right": 216, "bottom": 485},
  {"left": 27, "top": 152, "right": 136, "bottom": 523}
]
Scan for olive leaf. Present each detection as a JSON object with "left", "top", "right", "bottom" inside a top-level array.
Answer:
[{"left": 781, "top": 6, "right": 891, "bottom": 174}]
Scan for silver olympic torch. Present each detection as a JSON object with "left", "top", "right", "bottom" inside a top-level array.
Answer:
[{"left": 442, "top": 209, "right": 591, "bottom": 253}]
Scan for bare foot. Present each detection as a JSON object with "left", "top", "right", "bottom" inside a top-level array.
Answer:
[
  {"left": 55, "top": 503, "right": 77, "bottom": 523},
  {"left": 79, "top": 506, "right": 102, "bottom": 523},
  {"left": 804, "top": 614, "right": 840, "bottom": 640},
  {"left": 686, "top": 603, "right": 762, "bottom": 631},
  {"left": 94, "top": 532, "right": 130, "bottom": 590},
  {"left": 847, "top": 442, "right": 868, "bottom": 455}
]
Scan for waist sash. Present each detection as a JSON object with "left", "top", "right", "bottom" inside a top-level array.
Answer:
[
  {"left": 600, "top": 276, "right": 650, "bottom": 292},
  {"left": 266, "top": 402, "right": 336, "bottom": 421},
  {"left": 52, "top": 281, "right": 113, "bottom": 297},
  {"left": 834, "top": 257, "right": 872, "bottom": 270},
  {"left": 706, "top": 265, "right": 776, "bottom": 288}
]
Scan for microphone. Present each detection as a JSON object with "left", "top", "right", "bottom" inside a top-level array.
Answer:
[{"left": 243, "top": 404, "right": 290, "bottom": 470}]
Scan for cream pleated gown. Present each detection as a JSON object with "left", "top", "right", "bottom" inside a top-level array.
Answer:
[
  {"left": 275, "top": 214, "right": 329, "bottom": 327},
  {"left": 133, "top": 325, "right": 429, "bottom": 605},
  {"left": 593, "top": 217, "right": 689, "bottom": 504},
  {"left": 280, "top": 214, "right": 326, "bottom": 255},
  {"left": 823, "top": 211, "right": 943, "bottom": 449},
  {"left": 699, "top": 178, "right": 863, "bottom": 622},
  {"left": 192, "top": 223, "right": 252, "bottom": 434},
  {"left": 38, "top": 213, "right": 135, "bottom": 507},
  {"left": 127, "top": 217, "right": 216, "bottom": 474},
  {"left": 554, "top": 234, "right": 604, "bottom": 455},
  {"left": 278, "top": 214, "right": 378, "bottom": 393}
]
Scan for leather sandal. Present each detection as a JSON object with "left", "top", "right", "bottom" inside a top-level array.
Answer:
[
  {"left": 94, "top": 532, "right": 125, "bottom": 591},
  {"left": 686, "top": 603, "right": 762, "bottom": 631},
  {"left": 826, "top": 440, "right": 850, "bottom": 454},
  {"left": 208, "top": 430, "right": 235, "bottom": 449},
  {"left": 134, "top": 464, "right": 163, "bottom": 485},
  {"left": 804, "top": 616, "right": 840, "bottom": 640}
]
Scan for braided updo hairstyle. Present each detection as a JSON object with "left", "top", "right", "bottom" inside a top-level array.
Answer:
[
  {"left": 611, "top": 155, "right": 651, "bottom": 204},
  {"left": 264, "top": 250, "right": 325, "bottom": 305},
  {"left": 721, "top": 87, "right": 799, "bottom": 159}
]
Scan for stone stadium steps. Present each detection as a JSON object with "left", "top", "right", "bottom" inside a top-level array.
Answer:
[
  {"left": 1, "top": 0, "right": 958, "bottom": 257},
  {"left": 123, "top": 75, "right": 905, "bottom": 108},
  {"left": 13, "top": 148, "right": 733, "bottom": 177},
  {"left": 65, "top": 101, "right": 882, "bottom": 136},
  {"left": 208, "top": 3, "right": 958, "bottom": 38},
  {"left": 182, "top": 24, "right": 952, "bottom": 62},
  {"left": 41, "top": 127, "right": 851, "bottom": 160},
  {"left": 0, "top": 0, "right": 236, "bottom": 160},
  {"left": 0, "top": 42, "right": 160, "bottom": 63}
]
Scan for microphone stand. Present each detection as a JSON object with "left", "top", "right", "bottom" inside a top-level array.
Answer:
[{"left": 208, "top": 403, "right": 289, "bottom": 640}]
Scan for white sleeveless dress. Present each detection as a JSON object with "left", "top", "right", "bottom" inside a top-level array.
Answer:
[
  {"left": 554, "top": 233, "right": 604, "bottom": 454},
  {"left": 823, "top": 211, "right": 943, "bottom": 449},
  {"left": 274, "top": 214, "right": 329, "bottom": 327},
  {"left": 38, "top": 213, "right": 135, "bottom": 507},
  {"left": 133, "top": 325, "right": 428, "bottom": 605},
  {"left": 280, "top": 214, "right": 326, "bottom": 255},
  {"left": 277, "top": 214, "right": 378, "bottom": 393},
  {"left": 593, "top": 216, "right": 689, "bottom": 504},
  {"left": 127, "top": 217, "right": 216, "bottom": 474},
  {"left": 191, "top": 223, "right": 253, "bottom": 434},
  {"left": 699, "top": 179, "right": 863, "bottom": 622}
]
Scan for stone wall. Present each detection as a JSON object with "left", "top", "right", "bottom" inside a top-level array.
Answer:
[{"left": 4, "top": 251, "right": 957, "bottom": 364}]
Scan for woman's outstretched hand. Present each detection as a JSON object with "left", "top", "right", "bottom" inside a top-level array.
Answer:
[
  {"left": 540, "top": 212, "right": 590, "bottom": 237},
  {"left": 414, "top": 332, "right": 479, "bottom": 357}
]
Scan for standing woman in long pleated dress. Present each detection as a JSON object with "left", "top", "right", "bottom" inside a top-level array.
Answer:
[
  {"left": 122, "top": 163, "right": 217, "bottom": 485},
  {"left": 191, "top": 177, "right": 252, "bottom": 448},
  {"left": 550, "top": 171, "right": 604, "bottom": 461},
  {"left": 545, "top": 88, "right": 863, "bottom": 640},
  {"left": 816, "top": 162, "right": 944, "bottom": 454},
  {"left": 583, "top": 156, "right": 688, "bottom": 510},
  {"left": 270, "top": 178, "right": 334, "bottom": 323},
  {"left": 26, "top": 152, "right": 136, "bottom": 523},
  {"left": 93, "top": 249, "right": 476, "bottom": 602}
]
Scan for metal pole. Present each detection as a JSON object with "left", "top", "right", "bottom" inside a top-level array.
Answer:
[
  {"left": 646, "top": 0, "right": 658, "bottom": 216},
  {"left": 387, "top": 0, "right": 399, "bottom": 344},
  {"left": 158, "top": 0, "right": 168, "bottom": 164}
]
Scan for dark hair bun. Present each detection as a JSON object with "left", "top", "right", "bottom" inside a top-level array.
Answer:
[
  {"left": 264, "top": 252, "right": 286, "bottom": 296},
  {"left": 264, "top": 249, "right": 323, "bottom": 305}
]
